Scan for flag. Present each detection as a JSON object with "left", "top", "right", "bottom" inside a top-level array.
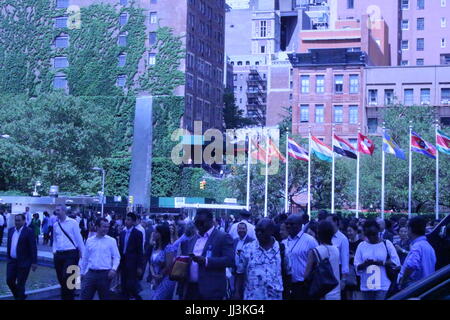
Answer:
[
  {"left": 288, "top": 138, "right": 309, "bottom": 162},
  {"left": 310, "top": 136, "right": 333, "bottom": 162},
  {"left": 358, "top": 133, "right": 375, "bottom": 155},
  {"left": 437, "top": 130, "right": 450, "bottom": 155},
  {"left": 383, "top": 131, "right": 406, "bottom": 160},
  {"left": 333, "top": 134, "right": 357, "bottom": 159},
  {"left": 411, "top": 131, "right": 436, "bottom": 159},
  {"left": 251, "top": 135, "right": 285, "bottom": 163}
]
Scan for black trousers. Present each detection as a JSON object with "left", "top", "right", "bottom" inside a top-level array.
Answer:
[
  {"left": 120, "top": 265, "right": 141, "bottom": 300},
  {"left": 81, "top": 270, "right": 111, "bottom": 300},
  {"left": 290, "top": 281, "right": 311, "bottom": 300},
  {"left": 0, "top": 226, "right": 4, "bottom": 246},
  {"left": 184, "top": 282, "right": 223, "bottom": 300},
  {"left": 6, "top": 260, "right": 31, "bottom": 300},
  {"left": 54, "top": 250, "right": 80, "bottom": 300}
]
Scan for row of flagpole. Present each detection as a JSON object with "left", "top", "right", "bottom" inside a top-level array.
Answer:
[{"left": 245, "top": 121, "right": 448, "bottom": 219}]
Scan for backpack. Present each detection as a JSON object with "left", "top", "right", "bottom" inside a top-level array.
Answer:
[{"left": 307, "top": 247, "right": 339, "bottom": 299}]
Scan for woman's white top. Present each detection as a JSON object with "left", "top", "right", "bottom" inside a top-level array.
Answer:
[{"left": 315, "top": 244, "right": 341, "bottom": 300}]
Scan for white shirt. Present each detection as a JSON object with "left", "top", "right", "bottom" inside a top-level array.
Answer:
[
  {"left": 79, "top": 235, "right": 120, "bottom": 275},
  {"left": 190, "top": 227, "right": 214, "bottom": 283},
  {"left": 315, "top": 245, "right": 341, "bottom": 300},
  {"left": 332, "top": 230, "right": 350, "bottom": 275},
  {"left": 105, "top": 215, "right": 112, "bottom": 223},
  {"left": 228, "top": 219, "right": 256, "bottom": 240},
  {"left": 10, "top": 226, "right": 24, "bottom": 259},
  {"left": 0, "top": 214, "right": 4, "bottom": 227},
  {"left": 283, "top": 231, "right": 318, "bottom": 282},
  {"left": 52, "top": 217, "right": 85, "bottom": 253},
  {"left": 354, "top": 240, "right": 400, "bottom": 291},
  {"left": 25, "top": 211, "right": 32, "bottom": 226},
  {"left": 135, "top": 223, "right": 146, "bottom": 250}
]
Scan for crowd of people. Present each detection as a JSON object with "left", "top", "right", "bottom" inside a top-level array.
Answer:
[{"left": 2, "top": 205, "right": 446, "bottom": 301}]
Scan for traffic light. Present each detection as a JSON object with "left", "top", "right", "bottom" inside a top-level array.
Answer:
[{"left": 199, "top": 180, "right": 206, "bottom": 190}]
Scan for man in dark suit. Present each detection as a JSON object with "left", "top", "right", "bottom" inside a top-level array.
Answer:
[
  {"left": 118, "top": 212, "right": 144, "bottom": 300},
  {"left": 79, "top": 213, "right": 89, "bottom": 242},
  {"left": 6, "top": 213, "right": 37, "bottom": 300},
  {"left": 377, "top": 218, "right": 394, "bottom": 242},
  {"left": 179, "top": 209, "right": 234, "bottom": 300}
]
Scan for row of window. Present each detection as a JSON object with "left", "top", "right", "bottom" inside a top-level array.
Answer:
[
  {"left": 402, "top": 55, "right": 450, "bottom": 66},
  {"left": 401, "top": 38, "right": 447, "bottom": 51},
  {"left": 299, "top": 105, "right": 359, "bottom": 124},
  {"left": 401, "top": 17, "right": 447, "bottom": 31},
  {"left": 186, "top": 73, "right": 223, "bottom": 102},
  {"left": 367, "top": 88, "right": 450, "bottom": 105},
  {"left": 300, "top": 74, "right": 359, "bottom": 94},
  {"left": 401, "top": 0, "right": 447, "bottom": 9},
  {"left": 187, "top": 34, "right": 224, "bottom": 64}
]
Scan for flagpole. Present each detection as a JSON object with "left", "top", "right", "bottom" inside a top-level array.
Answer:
[
  {"left": 435, "top": 120, "right": 440, "bottom": 221},
  {"left": 284, "top": 132, "right": 289, "bottom": 213},
  {"left": 246, "top": 132, "right": 251, "bottom": 212},
  {"left": 381, "top": 123, "right": 385, "bottom": 220},
  {"left": 308, "top": 127, "right": 312, "bottom": 218},
  {"left": 331, "top": 125, "right": 335, "bottom": 214},
  {"left": 356, "top": 124, "right": 361, "bottom": 219},
  {"left": 408, "top": 122, "right": 413, "bottom": 218},
  {"left": 264, "top": 129, "right": 269, "bottom": 217}
]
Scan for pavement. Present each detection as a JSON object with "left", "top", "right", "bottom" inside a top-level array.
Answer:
[{"left": 0, "top": 234, "right": 155, "bottom": 300}]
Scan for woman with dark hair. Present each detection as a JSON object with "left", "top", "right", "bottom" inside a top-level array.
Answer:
[
  {"left": 354, "top": 219, "right": 400, "bottom": 300},
  {"left": 149, "top": 224, "right": 176, "bottom": 300},
  {"left": 345, "top": 223, "right": 362, "bottom": 299},
  {"left": 42, "top": 212, "right": 50, "bottom": 245},
  {"left": 304, "top": 220, "right": 319, "bottom": 240},
  {"left": 304, "top": 221, "right": 341, "bottom": 300}
]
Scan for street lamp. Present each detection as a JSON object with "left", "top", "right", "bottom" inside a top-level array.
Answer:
[
  {"left": 91, "top": 167, "right": 106, "bottom": 217},
  {"left": 32, "top": 181, "right": 41, "bottom": 196}
]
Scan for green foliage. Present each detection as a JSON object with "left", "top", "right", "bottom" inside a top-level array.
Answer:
[
  {"left": 151, "top": 157, "right": 181, "bottom": 197},
  {"left": 140, "top": 26, "right": 185, "bottom": 95}
]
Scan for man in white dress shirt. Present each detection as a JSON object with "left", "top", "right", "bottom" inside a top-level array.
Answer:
[
  {"left": 327, "top": 214, "right": 349, "bottom": 288},
  {"left": 80, "top": 218, "right": 120, "bottom": 300},
  {"left": 228, "top": 210, "right": 256, "bottom": 240},
  {"left": 24, "top": 207, "right": 32, "bottom": 227},
  {"left": 52, "top": 205, "right": 85, "bottom": 300}
]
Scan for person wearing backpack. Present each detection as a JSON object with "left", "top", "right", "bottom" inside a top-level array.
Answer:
[
  {"left": 304, "top": 221, "right": 341, "bottom": 300},
  {"left": 354, "top": 219, "right": 400, "bottom": 300}
]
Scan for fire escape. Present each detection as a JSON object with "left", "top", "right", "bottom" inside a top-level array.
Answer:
[{"left": 246, "top": 69, "right": 267, "bottom": 124}]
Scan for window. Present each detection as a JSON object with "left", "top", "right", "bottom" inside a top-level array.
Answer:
[
  {"left": 150, "top": 12, "right": 157, "bottom": 24},
  {"left": 416, "top": 58, "right": 424, "bottom": 65},
  {"left": 118, "top": 54, "right": 126, "bottom": 67},
  {"left": 118, "top": 34, "right": 127, "bottom": 46},
  {"left": 186, "top": 73, "right": 194, "bottom": 90},
  {"left": 417, "top": 38, "right": 424, "bottom": 51},
  {"left": 148, "top": 53, "right": 156, "bottom": 65},
  {"left": 260, "top": 21, "right": 267, "bottom": 37},
  {"left": 417, "top": 0, "right": 424, "bottom": 9},
  {"left": 54, "top": 56, "right": 68, "bottom": 69},
  {"left": 349, "top": 106, "right": 358, "bottom": 124},
  {"left": 401, "top": 20, "right": 409, "bottom": 30},
  {"left": 53, "top": 75, "right": 67, "bottom": 89},
  {"left": 316, "top": 75, "right": 325, "bottom": 93},
  {"left": 420, "top": 88, "right": 430, "bottom": 104},
  {"left": 441, "top": 38, "right": 447, "bottom": 48},
  {"left": 300, "top": 105, "right": 309, "bottom": 123},
  {"left": 441, "top": 88, "right": 450, "bottom": 103},
  {"left": 401, "top": 60, "right": 409, "bottom": 66},
  {"left": 119, "top": 13, "right": 128, "bottom": 26},
  {"left": 120, "top": 0, "right": 128, "bottom": 5},
  {"left": 149, "top": 32, "right": 157, "bottom": 45},
  {"left": 349, "top": 75, "right": 359, "bottom": 94},
  {"left": 347, "top": 0, "right": 354, "bottom": 9},
  {"left": 368, "top": 89, "right": 378, "bottom": 104},
  {"left": 301, "top": 75, "right": 310, "bottom": 94},
  {"left": 441, "top": 0, "right": 446, "bottom": 7},
  {"left": 441, "top": 54, "right": 450, "bottom": 65},
  {"left": 56, "top": 0, "right": 69, "bottom": 9},
  {"left": 368, "top": 118, "right": 378, "bottom": 134},
  {"left": 401, "top": 0, "right": 409, "bottom": 9},
  {"left": 442, "top": 18, "right": 447, "bottom": 28},
  {"left": 401, "top": 40, "right": 409, "bottom": 50},
  {"left": 55, "top": 35, "right": 69, "bottom": 48},
  {"left": 334, "top": 75, "right": 343, "bottom": 93},
  {"left": 417, "top": 18, "right": 424, "bottom": 30},
  {"left": 117, "top": 75, "right": 127, "bottom": 87},
  {"left": 55, "top": 16, "right": 68, "bottom": 28},
  {"left": 404, "top": 89, "right": 414, "bottom": 105},
  {"left": 260, "top": 45, "right": 265, "bottom": 53},
  {"left": 315, "top": 105, "right": 324, "bottom": 123},
  {"left": 233, "top": 74, "right": 237, "bottom": 81},
  {"left": 334, "top": 106, "right": 343, "bottom": 123},
  {"left": 385, "top": 89, "right": 394, "bottom": 105}
]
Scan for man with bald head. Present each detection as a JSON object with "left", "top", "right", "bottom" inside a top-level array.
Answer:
[
  {"left": 283, "top": 214, "right": 318, "bottom": 300},
  {"left": 234, "top": 218, "right": 290, "bottom": 300}
]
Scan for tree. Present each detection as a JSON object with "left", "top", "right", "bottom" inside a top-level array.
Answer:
[{"left": 223, "top": 89, "right": 256, "bottom": 129}]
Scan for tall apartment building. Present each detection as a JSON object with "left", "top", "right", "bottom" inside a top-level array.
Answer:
[{"left": 52, "top": 0, "right": 226, "bottom": 133}]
